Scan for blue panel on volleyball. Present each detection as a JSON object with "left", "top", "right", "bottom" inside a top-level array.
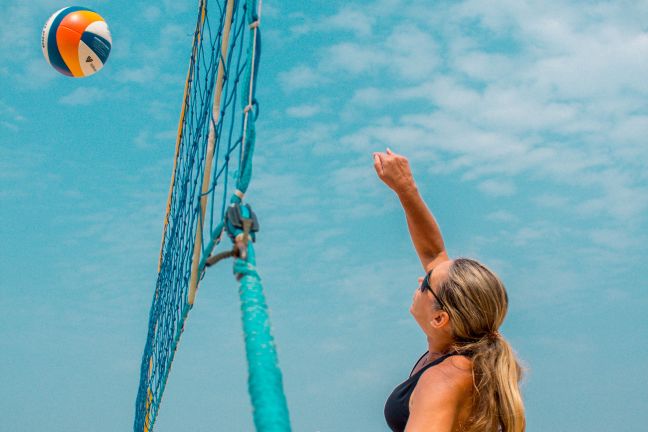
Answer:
[
  {"left": 81, "top": 32, "right": 111, "bottom": 63},
  {"left": 46, "top": 6, "right": 85, "bottom": 77}
]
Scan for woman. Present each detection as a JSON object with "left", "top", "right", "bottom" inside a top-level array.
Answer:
[{"left": 373, "top": 149, "right": 525, "bottom": 432}]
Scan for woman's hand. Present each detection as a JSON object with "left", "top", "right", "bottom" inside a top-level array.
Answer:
[
  {"left": 373, "top": 148, "right": 449, "bottom": 271},
  {"left": 373, "top": 148, "right": 417, "bottom": 196}
]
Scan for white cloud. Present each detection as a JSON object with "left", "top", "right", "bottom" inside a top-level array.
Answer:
[
  {"left": 0, "top": 100, "right": 25, "bottom": 131},
  {"left": 259, "top": 120, "right": 340, "bottom": 156},
  {"left": 147, "top": 100, "right": 176, "bottom": 121},
  {"left": 17, "top": 58, "right": 57, "bottom": 89},
  {"left": 454, "top": 52, "right": 518, "bottom": 82},
  {"left": 285, "top": 7, "right": 374, "bottom": 38},
  {"left": 486, "top": 210, "right": 519, "bottom": 223},
  {"left": 286, "top": 104, "right": 321, "bottom": 118},
  {"left": 533, "top": 194, "right": 570, "bottom": 209},
  {"left": 510, "top": 226, "right": 553, "bottom": 247},
  {"left": 133, "top": 129, "right": 177, "bottom": 149},
  {"left": 384, "top": 26, "right": 439, "bottom": 80},
  {"left": 350, "top": 87, "right": 384, "bottom": 107},
  {"left": 142, "top": 6, "right": 161, "bottom": 22},
  {"left": 278, "top": 66, "right": 323, "bottom": 91},
  {"left": 324, "top": 42, "right": 380, "bottom": 75},
  {"left": 58, "top": 87, "right": 106, "bottom": 105},
  {"left": 145, "top": 24, "right": 189, "bottom": 61},
  {"left": 1, "top": 121, "right": 18, "bottom": 132},
  {"left": 114, "top": 66, "right": 158, "bottom": 84},
  {"left": 478, "top": 179, "right": 516, "bottom": 197},
  {"left": 111, "top": 23, "right": 188, "bottom": 86},
  {"left": 0, "top": 3, "right": 57, "bottom": 59},
  {"left": 589, "top": 228, "right": 638, "bottom": 252},
  {"left": 162, "top": 0, "right": 191, "bottom": 14},
  {"left": 608, "top": 115, "right": 648, "bottom": 163},
  {"left": 288, "top": 23, "right": 310, "bottom": 37},
  {"left": 260, "top": 2, "right": 280, "bottom": 19},
  {"left": 267, "top": 0, "right": 648, "bottom": 241},
  {"left": 320, "top": 25, "right": 439, "bottom": 81},
  {"left": 324, "top": 7, "right": 374, "bottom": 37}
]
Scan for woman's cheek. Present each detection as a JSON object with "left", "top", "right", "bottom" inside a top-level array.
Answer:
[{"left": 410, "top": 293, "right": 421, "bottom": 317}]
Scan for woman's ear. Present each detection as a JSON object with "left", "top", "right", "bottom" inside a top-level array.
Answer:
[{"left": 430, "top": 310, "right": 450, "bottom": 329}]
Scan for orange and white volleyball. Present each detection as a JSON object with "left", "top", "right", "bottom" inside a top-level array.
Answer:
[{"left": 41, "top": 6, "right": 112, "bottom": 77}]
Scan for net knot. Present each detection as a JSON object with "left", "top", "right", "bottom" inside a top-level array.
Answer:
[{"left": 243, "top": 99, "right": 260, "bottom": 119}]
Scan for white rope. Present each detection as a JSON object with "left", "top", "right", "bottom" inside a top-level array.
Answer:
[{"left": 239, "top": 0, "right": 262, "bottom": 172}]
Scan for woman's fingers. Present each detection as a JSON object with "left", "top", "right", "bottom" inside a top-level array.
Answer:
[
  {"left": 373, "top": 153, "right": 384, "bottom": 177},
  {"left": 374, "top": 149, "right": 406, "bottom": 184},
  {"left": 373, "top": 148, "right": 414, "bottom": 193},
  {"left": 374, "top": 150, "right": 399, "bottom": 179}
]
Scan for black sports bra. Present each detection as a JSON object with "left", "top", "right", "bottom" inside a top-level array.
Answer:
[{"left": 384, "top": 352, "right": 457, "bottom": 432}]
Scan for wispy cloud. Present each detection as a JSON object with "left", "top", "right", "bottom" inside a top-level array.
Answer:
[
  {"left": 285, "top": 104, "right": 321, "bottom": 118},
  {"left": 533, "top": 193, "right": 570, "bottom": 209},
  {"left": 0, "top": 100, "right": 26, "bottom": 131},
  {"left": 260, "top": 0, "right": 648, "bottom": 286},
  {"left": 133, "top": 129, "right": 177, "bottom": 149},
  {"left": 478, "top": 179, "right": 516, "bottom": 197},
  {"left": 486, "top": 210, "right": 519, "bottom": 224},
  {"left": 315, "top": 25, "right": 439, "bottom": 81},
  {"left": 278, "top": 65, "right": 323, "bottom": 91},
  {"left": 141, "top": 5, "right": 162, "bottom": 23},
  {"left": 284, "top": 7, "right": 375, "bottom": 38},
  {"left": 324, "top": 7, "right": 375, "bottom": 37},
  {"left": 331, "top": 2, "right": 646, "bottom": 224},
  {"left": 58, "top": 87, "right": 107, "bottom": 105}
]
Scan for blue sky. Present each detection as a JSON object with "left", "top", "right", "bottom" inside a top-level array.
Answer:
[{"left": 1, "top": 0, "right": 648, "bottom": 431}]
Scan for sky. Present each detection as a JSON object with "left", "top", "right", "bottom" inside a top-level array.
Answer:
[{"left": 1, "top": 0, "right": 648, "bottom": 431}]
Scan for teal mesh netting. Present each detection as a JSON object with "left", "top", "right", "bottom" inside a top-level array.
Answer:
[{"left": 133, "top": 1, "right": 290, "bottom": 430}]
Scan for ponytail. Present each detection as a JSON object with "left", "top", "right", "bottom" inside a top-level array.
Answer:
[
  {"left": 438, "top": 258, "right": 526, "bottom": 432},
  {"left": 467, "top": 335, "right": 525, "bottom": 432},
  {"left": 494, "top": 337, "right": 525, "bottom": 432}
]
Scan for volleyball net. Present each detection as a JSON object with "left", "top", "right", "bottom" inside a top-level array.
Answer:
[{"left": 133, "top": 1, "right": 291, "bottom": 430}]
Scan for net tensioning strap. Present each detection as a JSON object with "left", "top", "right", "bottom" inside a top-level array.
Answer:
[{"left": 133, "top": 1, "right": 291, "bottom": 430}]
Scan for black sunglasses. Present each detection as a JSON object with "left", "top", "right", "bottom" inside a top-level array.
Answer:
[{"left": 420, "top": 269, "right": 447, "bottom": 311}]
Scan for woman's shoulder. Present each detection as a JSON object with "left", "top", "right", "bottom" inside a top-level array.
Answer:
[
  {"left": 418, "top": 354, "right": 473, "bottom": 396},
  {"left": 408, "top": 355, "right": 474, "bottom": 428}
]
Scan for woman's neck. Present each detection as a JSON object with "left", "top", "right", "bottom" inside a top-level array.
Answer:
[{"left": 426, "top": 336, "right": 453, "bottom": 361}]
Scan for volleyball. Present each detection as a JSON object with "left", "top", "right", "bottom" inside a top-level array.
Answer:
[{"left": 41, "top": 6, "right": 112, "bottom": 78}]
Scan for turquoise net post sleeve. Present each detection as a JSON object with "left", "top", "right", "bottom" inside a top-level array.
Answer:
[
  {"left": 230, "top": 1, "right": 292, "bottom": 429},
  {"left": 230, "top": 3, "right": 291, "bottom": 428},
  {"left": 234, "top": 246, "right": 292, "bottom": 431}
]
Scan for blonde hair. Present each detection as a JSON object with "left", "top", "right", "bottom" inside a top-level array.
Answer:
[{"left": 437, "top": 258, "right": 526, "bottom": 432}]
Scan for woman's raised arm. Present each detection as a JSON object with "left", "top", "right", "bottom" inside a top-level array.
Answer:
[{"left": 373, "top": 149, "right": 449, "bottom": 271}]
